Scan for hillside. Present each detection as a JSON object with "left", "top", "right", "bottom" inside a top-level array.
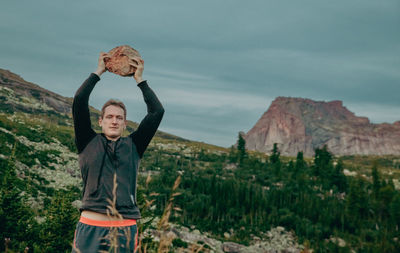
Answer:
[
  {"left": 1, "top": 69, "right": 400, "bottom": 252},
  {"left": 0, "top": 68, "right": 199, "bottom": 143},
  {"left": 0, "top": 69, "right": 301, "bottom": 252}
]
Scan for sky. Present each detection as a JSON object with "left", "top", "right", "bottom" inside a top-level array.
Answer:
[{"left": 1, "top": 0, "right": 399, "bottom": 147}]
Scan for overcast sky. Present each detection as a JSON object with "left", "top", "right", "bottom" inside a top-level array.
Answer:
[{"left": 1, "top": 0, "right": 399, "bottom": 147}]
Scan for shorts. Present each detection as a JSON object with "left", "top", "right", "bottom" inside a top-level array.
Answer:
[{"left": 72, "top": 216, "right": 138, "bottom": 253}]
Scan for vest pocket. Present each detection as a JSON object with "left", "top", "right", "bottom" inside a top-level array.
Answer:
[
  {"left": 85, "top": 167, "right": 101, "bottom": 197},
  {"left": 85, "top": 151, "right": 107, "bottom": 197}
]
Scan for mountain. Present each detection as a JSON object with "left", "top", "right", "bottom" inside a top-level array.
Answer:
[{"left": 244, "top": 97, "right": 400, "bottom": 157}]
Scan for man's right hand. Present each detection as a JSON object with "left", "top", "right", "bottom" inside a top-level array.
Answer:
[{"left": 94, "top": 52, "right": 109, "bottom": 77}]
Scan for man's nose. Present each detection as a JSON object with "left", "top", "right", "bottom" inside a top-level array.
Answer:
[{"left": 112, "top": 117, "right": 118, "bottom": 124}]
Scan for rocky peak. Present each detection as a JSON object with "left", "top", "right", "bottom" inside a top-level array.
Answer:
[
  {"left": 244, "top": 97, "right": 400, "bottom": 157},
  {"left": 0, "top": 68, "right": 72, "bottom": 114},
  {"left": 0, "top": 69, "right": 29, "bottom": 84}
]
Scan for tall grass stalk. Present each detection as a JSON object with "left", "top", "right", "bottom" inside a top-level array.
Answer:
[
  {"left": 98, "top": 173, "right": 133, "bottom": 253},
  {"left": 157, "top": 175, "right": 182, "bottom": 253}
]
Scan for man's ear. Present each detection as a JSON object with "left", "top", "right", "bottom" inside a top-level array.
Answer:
[{"left": 98, "top": 117, "right": 102, "bottom": 126}]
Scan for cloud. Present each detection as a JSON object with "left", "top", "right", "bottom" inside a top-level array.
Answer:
[
  {"left": 346, "top": 102, "right": 400, "bottom": 124},
  {"left": 160, "top": 88, "right": 270, "bottom": 111},
  {"left": 1, "top": 0, "right": 399, "bottom": 147}
]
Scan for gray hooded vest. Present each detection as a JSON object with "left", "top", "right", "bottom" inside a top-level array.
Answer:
[{"left": 79, "top": 134, "right": 141, "bottom": 219}]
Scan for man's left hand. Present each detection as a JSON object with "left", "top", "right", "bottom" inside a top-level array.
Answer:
[{"left": 129, "top": 56, "right": 144, "bottom": 83}]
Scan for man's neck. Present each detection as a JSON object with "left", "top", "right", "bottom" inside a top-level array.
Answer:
[{"left": 102, "top": 133, "right": 121, "bottom": 142}]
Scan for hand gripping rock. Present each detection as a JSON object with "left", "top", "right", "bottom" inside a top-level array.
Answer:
[{"left": 104, "top": 45, "right": 141, "bottom": 76}]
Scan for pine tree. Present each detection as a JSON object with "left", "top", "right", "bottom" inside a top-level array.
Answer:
[
  {"left": 269, "top": 143, "right": 280, "bottom": 164},
  {"left": 237, "top": 132, "right": 247, "bottom": 164},
  {"left": 0, "top": 145, "right": 38, "bottom": 251},
  {"left": 313, "top": 145, "right": 332, "bottom": 178},
  {"left": 389, "top": 193, "right": 400, "bottom": 228},
  {"left": 39, "top": 190, "right": 80, "bottom": 252},
  {"left": 270, "top": 143, "right": 281, "bottom": 178},
  {"left": 346, "top": 177, "right": 368, "bottom": 230},
  {"left": 295, "top": 151, "right": 306, "bottom": 172},
  {"left": 371, "top": 162, "right": 380, "bottom": 199},
  {"left": 331, "top": 159, "right": 347, "bottom": 192}
]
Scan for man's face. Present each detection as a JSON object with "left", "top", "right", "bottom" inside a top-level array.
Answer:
[{"left": 99, "top": 105, "right": 126, "bottom": 141}]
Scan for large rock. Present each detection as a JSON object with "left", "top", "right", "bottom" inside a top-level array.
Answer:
[
  {"left": 144, "top": 223, "right": 304, "bottom": 253},
  {"left": 222, "top": 242, "right": 243, "bottom": 252},
  {"left": 243, "top": 97, "right": 400, "bottom": 157},
  {"left": 0, "top": 69, "right": 71, "bottom": 114},
  {"left": 104, "top": 45, "right": 141, "bottom": 76}
]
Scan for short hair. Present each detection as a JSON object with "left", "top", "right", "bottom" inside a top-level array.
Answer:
[{"left": 101, "top": 99, "right": 127, "bottom": 119}]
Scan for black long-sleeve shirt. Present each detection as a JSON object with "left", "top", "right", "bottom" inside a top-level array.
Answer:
[{"left": 72, "top": 73, "right": 164, "bottom": 157}]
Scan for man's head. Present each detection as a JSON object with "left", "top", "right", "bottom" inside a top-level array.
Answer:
[{"left": 99, "top": 99, "right": 127, "bottom": 141}]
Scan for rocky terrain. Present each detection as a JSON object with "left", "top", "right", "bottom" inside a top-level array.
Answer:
[
  {"left": 244, "top": 97, "right": 400, "bottom": 157},
  {"left": 147, "top": 221, "right": 304, "bottom": 253},
  {"left": 2, "top": 68, "right": 399, "bottom": 252}
]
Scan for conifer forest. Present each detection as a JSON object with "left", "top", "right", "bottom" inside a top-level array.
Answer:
[{"left": 0, "top": 110, "right": 400, "bottom": 252}]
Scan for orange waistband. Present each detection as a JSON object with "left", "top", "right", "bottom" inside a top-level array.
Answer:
[{"left": 79, "top": 216, "right": 137, "bottom": 227}]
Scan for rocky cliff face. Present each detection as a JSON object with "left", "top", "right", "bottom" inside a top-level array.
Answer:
[
  {"left": 0, "top": 68, "right": 72, "bottom": 114},
  {"left": 244, "top": 97, "right": 400, "bottom": 157}
]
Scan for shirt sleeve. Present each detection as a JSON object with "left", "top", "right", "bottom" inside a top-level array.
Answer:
[
  {"left": 72, "top": 73, "right": 100, "bottom": 153},
  {"left": 130, "top": 81, "right": 165, "bottom": 158}
]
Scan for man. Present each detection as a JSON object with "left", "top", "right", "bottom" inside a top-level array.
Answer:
[{"left": 72, "top": 52, "right": 164, "bottom": 252}]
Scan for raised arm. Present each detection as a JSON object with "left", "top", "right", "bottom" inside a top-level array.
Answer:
[
  {"left": 129, "top": 56, "right": 165, "bottom": 158},
  {"left": 72, "top": 52, "right": 108, "bottom": 153}
]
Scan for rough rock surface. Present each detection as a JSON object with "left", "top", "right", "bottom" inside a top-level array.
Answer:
[
  {"left": 104, "top": 45, "right": 141, "bottom": 76},
  {"left": 0, "top": 69, "right": 72, "bottom": 114},
  {"left": 146, "top": 218, "right": 303, "bottom": 253},
  {"left": 244, "top": 97, "right": 400, "bottom": 157}
]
